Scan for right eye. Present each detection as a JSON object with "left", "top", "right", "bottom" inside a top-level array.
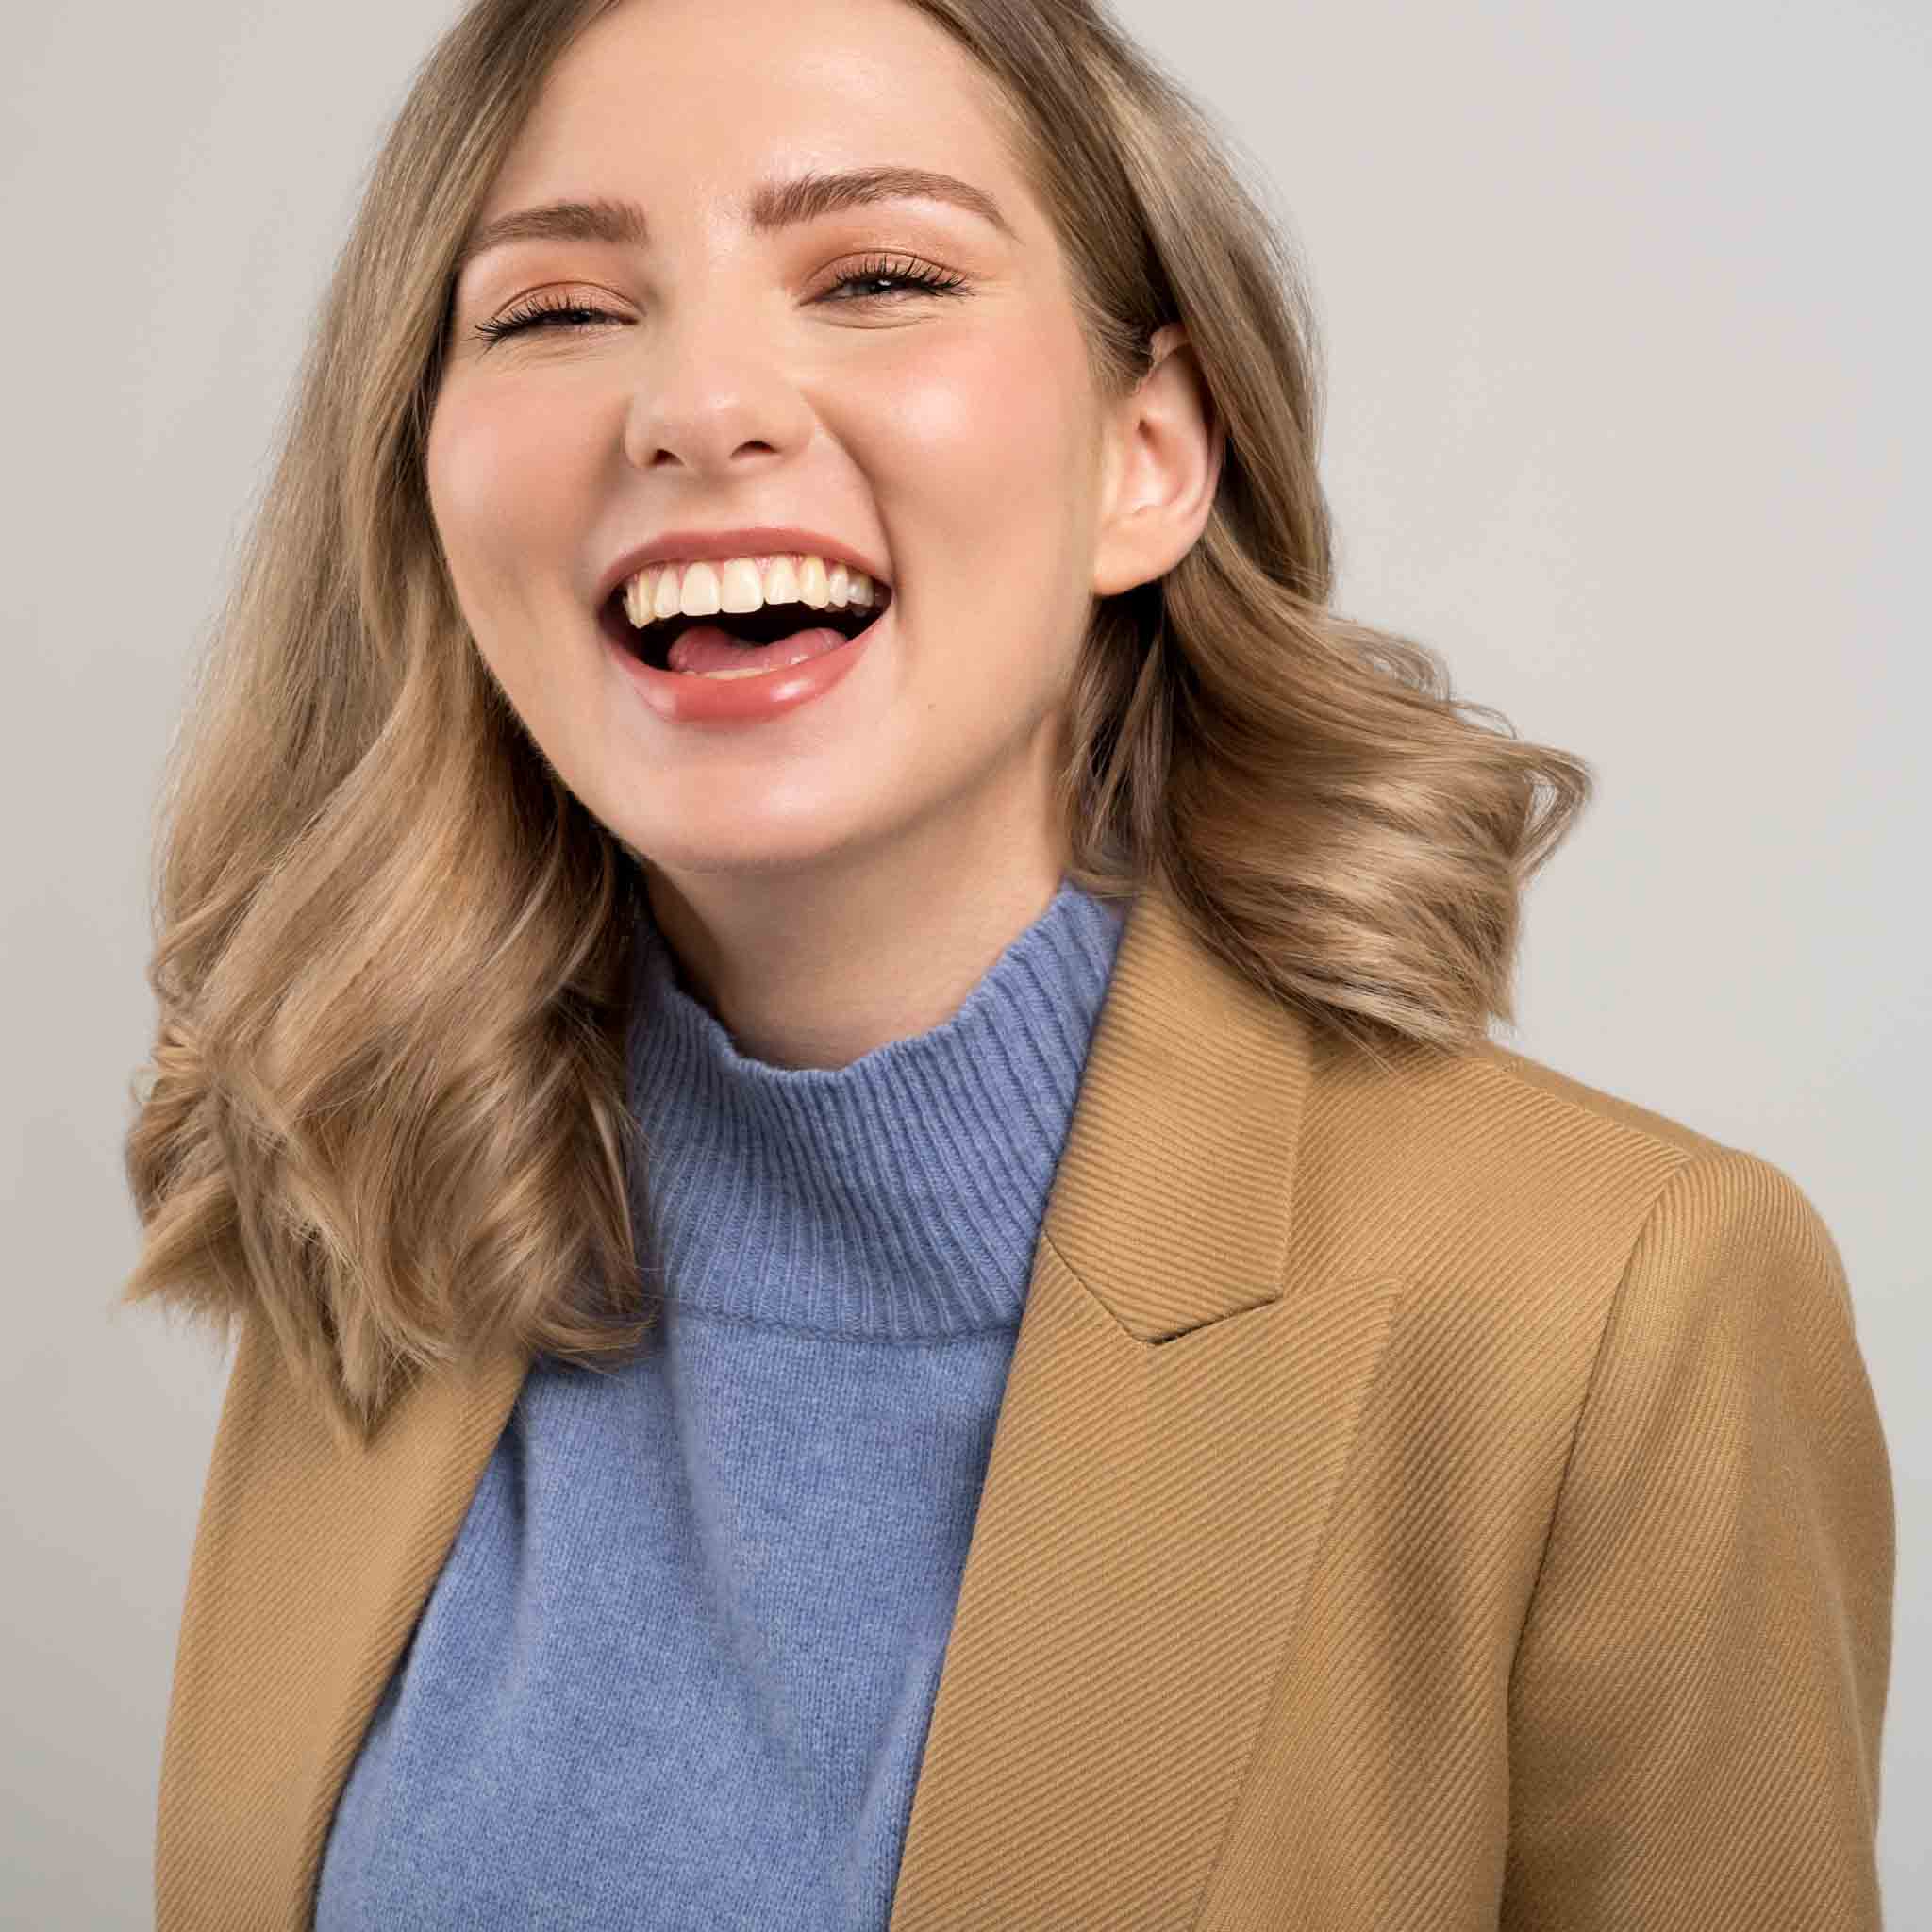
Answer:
[{"left": 473, "top": 293, "right": 624, "bottom": 344}]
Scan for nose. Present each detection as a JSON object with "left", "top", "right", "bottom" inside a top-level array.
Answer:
[{"left": 620, "top": 308, "right": 816, "bottom": 478}]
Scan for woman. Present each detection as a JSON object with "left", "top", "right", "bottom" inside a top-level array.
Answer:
[{"left": 124, "top": 0, "right": 1894, "bottom": 1924}]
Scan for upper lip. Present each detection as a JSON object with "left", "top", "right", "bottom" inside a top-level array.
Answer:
[{"left": 595, "top": 526, "right": 892, "bottom": 612}]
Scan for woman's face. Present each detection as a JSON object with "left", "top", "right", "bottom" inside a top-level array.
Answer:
[{"left": 430, "top": 0, "right": 1166, "bottom": 896}]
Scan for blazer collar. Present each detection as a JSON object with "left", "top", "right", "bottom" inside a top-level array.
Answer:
[
  {"left": 883, "top": 874, "right": 1404, "bottom": 1923},
  {"left": 162, "top": 872, "right": 1407, "bottom": 1927}
]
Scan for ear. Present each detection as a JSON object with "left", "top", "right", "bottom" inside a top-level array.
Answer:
[{"left": 1091, "top": 323, "right": 1226, "bottom": 599}]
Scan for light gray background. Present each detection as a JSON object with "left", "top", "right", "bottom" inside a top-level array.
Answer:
[{"left": 4, "top": 0, "right": 1924, "bottom": 1922}]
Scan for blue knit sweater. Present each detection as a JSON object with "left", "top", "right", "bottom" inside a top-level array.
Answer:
[{"left": 315, "top": 877, "right": 1130, "bottom": 1928}]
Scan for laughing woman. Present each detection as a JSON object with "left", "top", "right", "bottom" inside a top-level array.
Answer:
[{"left": 124, "top": 0, "right": 1893, "bottom": 1925}]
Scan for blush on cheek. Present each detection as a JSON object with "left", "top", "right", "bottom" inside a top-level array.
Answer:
[
  {"left": 427, "top": 391, "right": 591, "bottom": 622},
  {"left": 432, "top": 401, "right": 540, "bottom": 535}
]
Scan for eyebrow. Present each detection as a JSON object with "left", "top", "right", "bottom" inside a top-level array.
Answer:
[{"left": 455, "top": 164, "right": 1017, "bottom": 279}]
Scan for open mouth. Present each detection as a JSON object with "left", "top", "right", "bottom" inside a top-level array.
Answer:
[{"left": 602, "top": 584, "right": 891, "bottom": 671}]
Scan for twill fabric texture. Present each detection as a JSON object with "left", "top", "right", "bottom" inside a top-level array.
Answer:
[{"left": 152, "top": 870, "right": 1896, "bottom": 1929}]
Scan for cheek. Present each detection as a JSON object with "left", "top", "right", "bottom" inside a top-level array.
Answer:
[
  {"left": 870, "top": 318, "right": 1093, "bottom": 597},
  {"left": 426, "top": 389, "right": 591, "bottom": 615}
]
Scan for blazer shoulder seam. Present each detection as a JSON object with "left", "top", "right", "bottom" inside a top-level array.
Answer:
[{"left": 1460, "top": 1040, "right": 1732, "bottom": 1164}]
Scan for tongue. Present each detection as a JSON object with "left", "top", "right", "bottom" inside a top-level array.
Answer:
[{"left": 666, "top": 623, "right": 851, "bottom": 675}]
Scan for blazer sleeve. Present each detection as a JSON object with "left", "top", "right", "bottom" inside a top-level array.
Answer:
[{"left": 1500, "top": 1148, "right": 1895, "bottom": 1929}]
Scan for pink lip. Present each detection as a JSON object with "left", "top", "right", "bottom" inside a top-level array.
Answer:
[{"left": 594, "top": 525, "right": 891, "bottom": 612}]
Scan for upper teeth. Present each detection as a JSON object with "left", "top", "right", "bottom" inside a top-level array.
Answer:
[{"left": 623, "top": 554, "right": 888, "bottom": 629}]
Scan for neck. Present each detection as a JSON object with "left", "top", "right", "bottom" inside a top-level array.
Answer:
[{"left": 638, "top": 802, "right": 1073, "bottom": 1073}]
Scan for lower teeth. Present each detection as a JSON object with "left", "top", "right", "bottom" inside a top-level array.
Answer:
[{"left": 686, "top": 648, "right": 821, "bottom": 681}]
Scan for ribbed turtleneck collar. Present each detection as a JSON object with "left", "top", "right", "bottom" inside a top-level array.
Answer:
[{"left": 624, "top": 879, "right": 1131, "bottom": 1341}]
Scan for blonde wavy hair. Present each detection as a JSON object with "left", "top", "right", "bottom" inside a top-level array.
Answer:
[{"left": 121, "top": 0, "right": 1594, "bottom": 1449}]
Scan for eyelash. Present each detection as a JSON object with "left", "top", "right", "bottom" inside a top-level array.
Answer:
[{"left": 471, "top": 254, "right": 971, "bottom": 344}]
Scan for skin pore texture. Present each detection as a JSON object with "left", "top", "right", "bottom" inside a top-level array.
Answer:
[{"left": 430, "top": 0, "right": 1224, "bottom": 1071}]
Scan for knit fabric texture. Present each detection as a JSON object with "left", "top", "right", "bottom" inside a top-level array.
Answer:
[{"left": 314, "top": 877, "right": 1131, "bottom": 1929}]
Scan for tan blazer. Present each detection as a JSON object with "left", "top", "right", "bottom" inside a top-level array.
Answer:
[{"left": 153, "top": 877, "right": 1895, "bottom": 1928}]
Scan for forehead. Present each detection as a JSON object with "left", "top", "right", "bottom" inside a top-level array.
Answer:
[{"left": 476, "top": 0, "right": 1028, "bottom": 239}]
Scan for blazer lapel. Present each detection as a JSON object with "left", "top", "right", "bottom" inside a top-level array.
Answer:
[
  {"left": 883, "top": 878, "right": 1405, "bottom": 1926},
  {"left": 156, "top": 874, "right": 1405, "bottom": 1929},
  {"left": 154, "top": 1302, "right": 529, "bottom": 1928}
]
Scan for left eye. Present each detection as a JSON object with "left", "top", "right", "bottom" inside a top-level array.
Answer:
[{"left": 473, "top": 258, "right": 970, "bottom": 345}]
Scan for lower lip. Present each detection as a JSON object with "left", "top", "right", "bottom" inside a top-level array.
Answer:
[{"left": 603, "top": 599, "right": 885, "bottom": 725}]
